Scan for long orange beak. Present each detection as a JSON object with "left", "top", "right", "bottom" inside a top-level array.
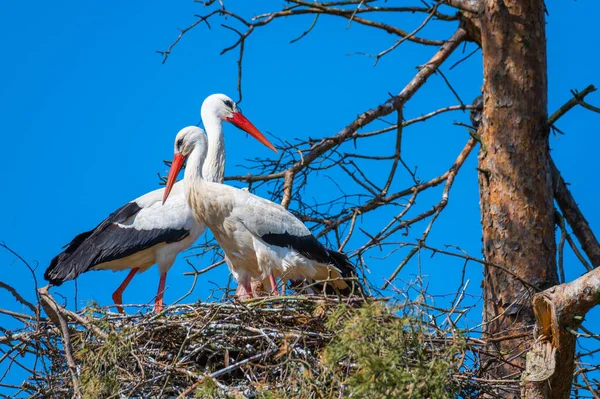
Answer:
[
  {"left": 227, "top": 112, "right": 278, "bottom": 153},
  {"left": 162, "top": 153, "right": 186, "bottom": 205}
]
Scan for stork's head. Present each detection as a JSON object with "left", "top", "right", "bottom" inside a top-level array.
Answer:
[
  {"left": 173, "top": 126, "right": 205, "bottom": 158},
  {"left": 201, "top": 93, "right": 277, "bottom": 152},
  {"left": 162, "top": 126, "right": 208, "bottom": 204}
]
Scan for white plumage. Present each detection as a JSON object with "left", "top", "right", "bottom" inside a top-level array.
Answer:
[
  {"left": 45, "top": 94, "right": 277, "bottom": 312},
  {"left": 96, "top": 182, "right": 201, "bottom": 276},
  {"left": 163, "top": 128, "right": 357, "bottom": 298}
]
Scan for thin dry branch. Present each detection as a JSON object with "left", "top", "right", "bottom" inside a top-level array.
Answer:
[
  {"left": 547, "top": 85, "right": 597, "bottom": 126},
  {"left": 552, "top": 159, "right": 600, "bottom": 269},
  {"left": 381, "top": 137, "right": 476, "bottom": 289},
  {"left": 369, "top": 1, "right": 446, "bottom": 64},
  {"left": 157, "top": 11, "right": 220, "bottom": 63},
  {"left": 261, "top": 1, "right": 448, "bottom": 45},
  {"left": 0, "top": 282, "right": 36, "bottom": 315},
  {"left": 0, "top": 242, "right": 40, "bottom": 307}
]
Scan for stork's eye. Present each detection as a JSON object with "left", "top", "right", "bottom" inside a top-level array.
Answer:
[
  {"left": 223, "top": 99, "right": 234, "bottom": 109},
  {"left": 176, "top": 138, "right": 184, "bottom": 150}
]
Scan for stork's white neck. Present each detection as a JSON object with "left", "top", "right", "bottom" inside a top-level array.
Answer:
[
  {"left": 202, "top": 111, "right": 225, "bottom": 184},
  {"left": 184, "top": 140, "right": 207, "bottom": 190}
]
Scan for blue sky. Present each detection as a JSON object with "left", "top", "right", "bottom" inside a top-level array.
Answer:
[{"left": 1, "top": 0, "right": 599, "bottom": 393}]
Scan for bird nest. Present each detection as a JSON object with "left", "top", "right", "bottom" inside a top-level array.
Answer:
[{"left": 5, "top": 289, "right": 509, "bottom": 399}]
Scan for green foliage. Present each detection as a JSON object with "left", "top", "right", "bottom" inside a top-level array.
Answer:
[
  {"left": 255, "top": 388, "right": 279, "bottom": 399},
  {"left": 322, "top": 303, "right": 465, "bottom": 399},
  {"left": 75, "top": 326, "right": 135, "bottom": 398},
  {"left": 195, "top": 378, "right": 219, "bottom": 398},
  {"left": 254, "top": 302, "right": 466, "bottom": 399}
]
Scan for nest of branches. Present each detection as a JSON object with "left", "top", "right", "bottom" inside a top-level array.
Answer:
[{"left": 1, "top": 289, "right": 518, "bottom": 399}]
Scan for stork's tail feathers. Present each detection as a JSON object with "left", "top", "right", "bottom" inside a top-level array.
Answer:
[
  {"left": 293, "top": 249, "right": 362, "bottom": 297},
  {"left": 325, "top": 249, "right": 362, "bottom": 296}
]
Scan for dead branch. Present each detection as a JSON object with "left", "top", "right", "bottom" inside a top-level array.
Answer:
[
  {"left": 0, "top": 281, "right": 36, "bottom": 315},
  {"left": 523, "top": 266, "right": 600, "bottom": 399},
  {"left": 38, "top": 287, "right": 81, "bottom": 398},
  {"left": 552, "top": 159, "right": 600, "bottom": 269},
  {"left": 548, "top": 85, "right": 598, "bottom": 126},
  {"left": 381, "top": 137, "right": 476, "bottom": 288}
]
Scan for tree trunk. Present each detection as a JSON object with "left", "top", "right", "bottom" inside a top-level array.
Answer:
[{"left": 478, "top": 0, "right": 558, "bottom": 393}]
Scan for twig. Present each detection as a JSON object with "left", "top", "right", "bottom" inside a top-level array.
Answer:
[
  {"left": 0, "top": 282, "right": 36, "bottom": 314},
  {"left": 157, "top": 11, "right": 219, "bottom": 63}
]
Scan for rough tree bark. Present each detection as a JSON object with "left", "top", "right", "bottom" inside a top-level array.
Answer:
[{"left": 478, "top": 0, "right": 558, "bottom": 393}]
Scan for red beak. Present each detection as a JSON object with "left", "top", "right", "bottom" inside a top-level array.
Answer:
[
  {"left": 162, "top": 153, "right": 186, "bottom": 205},
  {"left": 227, "top": 112, "right": 278, "bottom": 153}
]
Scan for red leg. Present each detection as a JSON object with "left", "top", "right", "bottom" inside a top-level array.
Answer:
[
  {"left": 269, "top": 273, "right": 279, "bottom": 296},
  {"left": 112, "top": 268, "right": 139, "bottom": 314},
  {"left": 155, "top": 272, "right": 167, "bottom": 313},
  {"left": 244, "top": 283, "right": 254, "bottom": 298}
]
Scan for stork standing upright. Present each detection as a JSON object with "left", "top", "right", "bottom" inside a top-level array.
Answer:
[
  {"left": 162, "top": 127, "right": 358, "bottom": 298},
  {"left": 44, "top": 94, "right": 277, "bottom": 312}
]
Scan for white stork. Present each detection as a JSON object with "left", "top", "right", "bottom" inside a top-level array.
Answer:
[
  {"left": 44, "top": 94, "right": 277, "bottom": 312},
  {"left": 162, "top": 127, "right": 358, "bottom": 298}
]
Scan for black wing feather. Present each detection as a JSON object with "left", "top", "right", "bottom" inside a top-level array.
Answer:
[
  {"left": 44, "top": 202, "right": 189, "bottom": 286},
  {"left": 261, "top": 232, "right": 331, "bottom": 264},
  {"left": 261, "top": 232, "right": 359, "bottom": 295}
]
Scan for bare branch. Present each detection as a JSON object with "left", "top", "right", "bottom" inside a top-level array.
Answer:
[
  {"left": 289, "top": 28, "right": 467, "bottom": 185},
  {"left": 0, "top": 282, "right": 36, "bottom": 314},
  {"left": 38, "top": 287, "right": 81, "bottom": 398},
  {"left": 157, "top": 11, "right": 219, "bottom": 63},
  {"left": 382, "top": 137, "right": 476, "bottom": 288},
  {"left": 548, "top": 85, "right": 597, "bottom": 126},
  {"left": 552, "top": 160, "right": 600, "bottom": 269},
  {"left": 524, "top": 266, "right": 600, "bottom": 398}
]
